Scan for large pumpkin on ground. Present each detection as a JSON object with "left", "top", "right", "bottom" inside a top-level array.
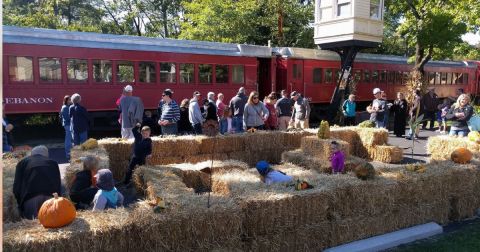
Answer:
[
  {"left": 38, "top": 193, "right": 76, "bottom": 228},
  {"left": 354, "top": 162, "right": 375, "bottom": 180},
  {"left": 451, "top": 147, "right": 473, "bottom": 164},
  {"left": 467, "top": 131, "right": 480, "bottom": 144}
]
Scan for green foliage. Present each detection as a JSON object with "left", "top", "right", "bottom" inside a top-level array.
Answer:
[
  {"left": 358, "top": 120, "right": 375, "bottom": 128},
  {"left": 317, "top": 120, "right": 330, "bottom": 139},
  {"left": 386, "top": 0, "right": 480, "bottom": 72},
  {"left": 180, "top": 0, "right": 314, "bottom": 47}
]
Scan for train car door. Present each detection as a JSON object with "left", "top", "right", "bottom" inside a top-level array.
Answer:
[
  {"left": 289, "top": 59, "right": 304, "bottom": 96},
  {"left": 258, "top": 57, "right": 276, "bottom": 99}
]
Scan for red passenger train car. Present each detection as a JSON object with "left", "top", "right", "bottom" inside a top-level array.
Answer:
[{"left": 3, "top": 26, "right": 480, "bottom": 126}]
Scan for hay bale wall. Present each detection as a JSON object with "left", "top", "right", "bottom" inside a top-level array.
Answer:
[
  {"left": 4, "top": 160, "right": 480, "bottom": 251},
  {"left": 427, "top": 136, "right": 480, "bottom": 161},
  {"left": 301, "top": 136, "right": 350, "bottom": 160},
  {"left": 3, "top": 155, "right": 22, "bottom": 223}
]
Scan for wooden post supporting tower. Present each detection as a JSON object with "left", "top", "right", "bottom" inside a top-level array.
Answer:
[{"left": 314, "top": 0, "right": 385, "bottom": 123}]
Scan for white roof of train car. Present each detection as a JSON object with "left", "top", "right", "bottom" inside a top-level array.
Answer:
[
  {"left": 274, "top": 47, "right": 476, "bottom": 68},
  {"left": 3, "top": 25, "right": 272, "bottom": 58},
  {"left": 3, "top": 26, "right": 475, "bottom": 68}
]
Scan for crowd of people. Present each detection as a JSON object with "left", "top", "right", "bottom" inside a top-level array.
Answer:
[
  {"left": 9, "top": 84, "right": 477, "bottom": 219},
  {"left": 364, "top": 87, "right": 473, "bottom": 139},
  {"left": 57, "top": 85, "right": 311, "bottom": 160}
]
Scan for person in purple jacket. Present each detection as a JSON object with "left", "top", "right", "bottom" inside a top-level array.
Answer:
[{"left": 330, "top": 141, "right": 345, "bottom": 174}]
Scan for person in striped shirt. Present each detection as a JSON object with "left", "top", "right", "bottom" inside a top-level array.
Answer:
[{"left": 158, "top": 89, "right": 180, "bottom": 135}]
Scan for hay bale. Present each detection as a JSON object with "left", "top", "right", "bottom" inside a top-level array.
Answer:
[
  {"left": 282, "top": 149, "right": 365, "bottom": 173},
  {"left": 283, "top": 130, "right": 315, "bottom": 148},
  {"left": 355, "top": 127, "right": 389, "bottom": 146},
  {"left": 301, "top": 136, "right": 350, "bottom": 161},
  {"left": 329, "top": 128, "right": 360, "bottom": 154},
  {"left": 368, "top": 145, "right": 404, "bottom": 163},
  {"left": 150, "top": 135, "right": 201, "bottom": 158},
  {"left": 427, "top": 135, "right": 480, "bottom": 161},
  {"left": 197, "top": 134, "right": 245, "bottom": 154},
  {"left": 3, "top": 155, "right": 21, "bottom": 223},
  {"left": 243, "top": 131, "right": 285, "bottom": 151}
]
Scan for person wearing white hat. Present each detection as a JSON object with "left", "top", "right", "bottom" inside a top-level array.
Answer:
[
  {"left": 366, "top": 88, "right": 386, "bottom": 128},
  {"left": 119, "top": 85, "right": 144, "bottom": 139}
]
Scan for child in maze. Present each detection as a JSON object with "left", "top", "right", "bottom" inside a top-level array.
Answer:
[
  {"left": 256, "top": 160, "right": 293, "bottom": 185},
  {"left": 124, "top": 123, "right": 152, "bottom": 186},
  {"left": 330, "top": 141, "right": 345, "bottom": 174},
  {"left": 93, "top": 169, "right": 124, "bottom": 211}
]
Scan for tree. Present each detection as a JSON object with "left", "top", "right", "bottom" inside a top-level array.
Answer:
[
  {"left": 386, "top": 0, "right": 480, "bottom": 75},
  {"left": 179, "top": 0, "right": 314, "bottom": 47},
  {"left": 3, "top": 0, "right": 104, "bottom": 32}
]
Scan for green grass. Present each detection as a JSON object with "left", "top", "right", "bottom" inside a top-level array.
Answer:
[{"left": 390, "top": 220, "right": 480, "bottom": 252}]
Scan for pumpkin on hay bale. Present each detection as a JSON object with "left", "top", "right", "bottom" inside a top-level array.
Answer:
[
  {"left": 451, "top": 147, "right": 473, "bottom": 164},
  {"left": 427, "top": 135, "right": 480, "bottom": 161},
  {"left": 468, "top": 131, "right": 480, "bottom": 144},
  {"left": 38, "top": 193, "right": 76, "bottom": 228},
  {"left": 317, "top": 120, "right": 330, "bottom": 139},
  {"left": 353, "top": 162, "right": 375, "bottom": 180}
]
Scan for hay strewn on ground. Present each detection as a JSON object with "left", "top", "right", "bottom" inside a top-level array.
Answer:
[
  {"left": 5, "top": 158, "right": 480, "bottom": 251},
  {"left": 427, "top": 135, "right": 480, "bottom": 161}
]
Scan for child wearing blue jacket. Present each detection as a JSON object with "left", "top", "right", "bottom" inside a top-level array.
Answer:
[{"left": 342, "top": 94, "right": 357, "bottom": 126}]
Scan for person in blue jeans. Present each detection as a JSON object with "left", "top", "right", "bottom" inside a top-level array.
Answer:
[
  {"left": 446, "top": 94, "right": 473, "bottom": 137},
  {"left": 69, "top": 93, "right": 89, "bottom": 145},
  {"left": 229, "top": 87, "right": 248, "bottom": 133},
  {"left": 60, "top": 95, "right": 73, "bottom": 159}
]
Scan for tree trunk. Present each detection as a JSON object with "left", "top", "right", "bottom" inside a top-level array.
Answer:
[{"left": 162, "top": 4, "right": 169, "bottom": 38}]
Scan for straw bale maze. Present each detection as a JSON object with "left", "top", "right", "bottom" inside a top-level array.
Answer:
[{"left": 3, "top": 127, "right": 480, "bottom": 251}]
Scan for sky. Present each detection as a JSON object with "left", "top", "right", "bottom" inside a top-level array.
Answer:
[{"left": 462, "top": 32, "right": 480, "bottom": 45}]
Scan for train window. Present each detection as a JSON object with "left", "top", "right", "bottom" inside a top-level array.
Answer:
[
  {"left": 372, "top": 70, "right": 378, "bottom": 82},
  {"left": 452, "top": 73, "right": 459, "bottom": 84},
  {"left": 199, "top": 64, "right": 213, "bottom": 84},
  {"left": 232, "top": 65, "right": 244, "bottom": 84},
  {"left": 380, "top": 70, "right": 387, "bottom": 83},
  {"left": 396, "top": 71, "right": 402, "bottom": 84},
  {"left": 446, "top": 72, "right": 453, "bottom": 85},
  {"left": 435, "top": 72, "right": 441, "bottom": 85},
  {"left": 293, "top": 64, "right": 299, "bottom": 79},
  {"left": 67, "top": 59, "right": 88, "bottom": 82},
  {"left": 215, "top": 65, "right": 229, "bottom": 83},
  {"left": 160, "top": 63, "right": 176, "bottom": 83},
  {"left": 354, "top": 70, "right": 361, "bottom": 82},
  {"left": 39, "top": 58, "right": 62, "bottom": 82},
  {"left": 93, "top": 60, "right": 112, "bottom": 83},
  {"left": 337, "top": 0, "right": 351, "bottom": 17},
  {"left": 139, "top": 62, "right": 156, "bottom": 83},
  {"left": 363, "top": 70, "right": 370, "bottom": 83},
  {"left": 180, "top": 63, "right": 194, "bottom": 84},
  {"left": 370, "top": 0, "right": 381, "bottom": 19},
  {"left": 463, "top": 73, "right": 468, "bottom": 84},
  {"left": 8, "top": 56, "right": 33, "bottom": 82},
  {"left": 335, "top": 69, "right": 342, "bottom": 82},
  {"left": 325, "top": 69, "right": 333, "bottom": 83},
  {"left": 403, "top": 72, "right": 410, "bottom": 84},
  {"left": 116, "top": 61, "right": 134, "bottom": 83},
  {"left": 440, "top": 72, "right": 447, "bottom": 85},
  {"left": 428, "top": 72, "right": 436, "bottom": 85},
  {"left": 313, "top": 68, "right": 322, "bottom": 84},
  {"left": 388, "top": 71, "right": 395, "bottom": 84}
]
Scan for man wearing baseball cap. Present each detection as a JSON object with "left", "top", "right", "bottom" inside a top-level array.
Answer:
[
  {"left": 119, "top": 85, "right": 144, "bottom": 139},
  {"left": 366, "top": 88, "right": 386, "bottom": 128},
  {"left": 290, "top": 91, "right": 310, "bottom": 129}
]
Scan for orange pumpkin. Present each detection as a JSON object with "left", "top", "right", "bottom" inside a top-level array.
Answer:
[
  {"left": 38, "top": 193, "right": 76, "bottom": 228},
  {"left": 451, "top": 147, "right": 473, "bottom": 164}
]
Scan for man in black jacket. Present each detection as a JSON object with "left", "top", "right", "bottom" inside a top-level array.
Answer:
[{"left": 13, "top": 145, "right": 62, "bottom": 219}]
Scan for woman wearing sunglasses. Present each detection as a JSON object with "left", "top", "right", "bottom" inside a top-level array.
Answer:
[{"left": 243, "top": 91, "right": 269, "bottom": 130}]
